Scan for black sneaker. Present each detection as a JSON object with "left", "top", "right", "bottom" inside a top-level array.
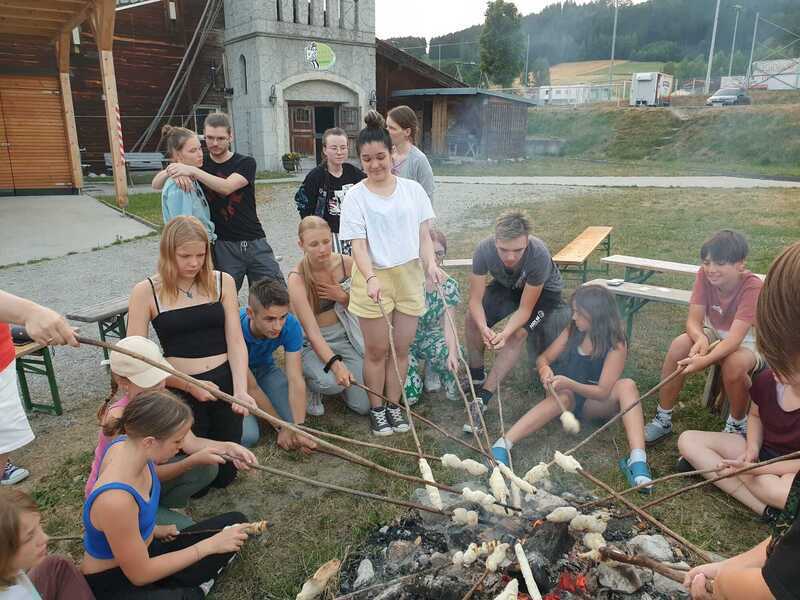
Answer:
[
  {"left": 469, "top": 367, "right": 486, "bottom": 386},
  {"left": 762, "top": 505, "right": 783, "bottom": 525},
  {"left": 370, "top": 407, "right": 393, "bottom": 437},
  {"left": 675, "top": 456, "right": 695, "bottom": 473},
  {"left": 386, "top": 405, "right": 410, "bottom": 433}
]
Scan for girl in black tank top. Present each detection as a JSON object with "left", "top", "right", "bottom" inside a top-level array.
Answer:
[
  {"left": 491, "top": 286, "right": 654, "bottom": 491},
  {"left": 126, "top": 216, "right": 259, "bottom": 488}
]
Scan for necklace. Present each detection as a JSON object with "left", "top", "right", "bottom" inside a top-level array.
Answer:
[{"left": 177, "top": 282, "right": 195, "bottom": 299}]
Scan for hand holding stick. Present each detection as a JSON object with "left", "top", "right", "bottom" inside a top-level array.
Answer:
[
  {"left": 598, "top": 547, "right": 713, "bottom": 593},
  {"left": 546, "top": 381, "right": 580, "bottom": 434}
]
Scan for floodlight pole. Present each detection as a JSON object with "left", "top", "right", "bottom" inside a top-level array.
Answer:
[
  {"left": 746, "top": 13, "right": 760, "bottom": 89},
  {"left": 729, "top": 5, "right": 742, "bottom": 77},
  {"left": 608, "top": 0, "right": 619, "bottom": 99},
  {"left": 705, "top": 0, "right": 722, "bottom": 93}
]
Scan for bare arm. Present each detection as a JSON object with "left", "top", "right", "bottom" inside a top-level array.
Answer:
[
  {"left": 467, "top": 273, "right": 489, "bottom": 331},
  {"left": 683, "top": 318, "right": 754, "bottom": 375},
  {"left": 536, "top": 328, "right": 570, "bottom": 379},
  {"left": 0, "top": 290, "right": 77, "bottom": 346},
  {"left": 220, "top": 273, "right": 253, "bottom": 405},
  {"left": 167, "top": 164, "right": 247, "bottom": 197},
  {"left": 126, "top": 281, "right": 154, "bottom": 338},
  {"left": 686, "top": 303, "right": 707, "bottom": 343},
  {"left": 152, "top": 169, "right": 169, "bottom": 191},
  {"left": 684, "top": 538, "right": 772, "bottom": 599},
  {"left": 502, "top": 282, "right": 543, "bottom": 338},
  {"left": 285, "top": 351, "right": 307, "bottom": 424},
  {"left": 288, "top": 270, "right": 337, "bottom": 365}
]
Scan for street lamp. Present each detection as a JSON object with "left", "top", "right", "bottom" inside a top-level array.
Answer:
[
  {"left": 728, "top": 4, "right": 743, "bottom": 77},
  {"left": 704, "top": 0, "right": 722, "bottom": 94}
]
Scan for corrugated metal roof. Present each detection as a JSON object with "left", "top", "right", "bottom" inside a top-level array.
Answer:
[{"left": 391, "top": 87, "right": 538, "bottom": 105}]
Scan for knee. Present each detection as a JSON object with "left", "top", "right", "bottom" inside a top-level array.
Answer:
[
  {"left": 667, "top": 334, "right": 692, "bottom": 359},
  {"left": 365, "top": 344, "right": 388, "bottom": 363},
  {"left": 677, "top": 430, "right": 703, "bottom": 456},
  {"left": 511, "top": 328, "right": 528, "bottom": 344},
  {"left": 721, "top": 356, "right": 748, "bottom": 385},
  {"left": 614, "top": 378, "right": 639, "bottom": 400}
]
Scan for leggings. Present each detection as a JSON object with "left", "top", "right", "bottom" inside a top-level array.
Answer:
[
  {"left": 84, "top": 511, "right": 246, "bottom": 600},
  {"left": 180, "top": 362, "right": 242, "bottom": 488}
]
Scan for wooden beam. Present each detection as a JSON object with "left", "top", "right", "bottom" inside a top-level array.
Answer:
[
  {"left": 431, "top": 96, "right": 448, "bottom": 156},
  {"left": 0, "top": 0, "right": 83, "bottom": 13},
  {"left": 61, "top": 1, "right": 93, "bottom": 33},
  {"left": 0, "top": 26, "right": 61, "bottom": 38},
  {"left": 90, "top": 0, "right": 127, "bottom": 208},
  {"left": 56, "top": 31, "right": 83, "bottom": 191},
  {"left": 3, "top": 11, "right": 67, "bottom": 23}
]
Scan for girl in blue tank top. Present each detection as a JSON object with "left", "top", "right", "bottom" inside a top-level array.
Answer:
[
  {"left": 491, "top": 285, "right": 654, "bottom": 492},
  {"left": 81, "top": 391, "right": 252, "bottom": 599}
]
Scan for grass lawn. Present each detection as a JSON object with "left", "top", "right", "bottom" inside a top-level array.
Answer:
[{"left": 35, "top": 185, "right": 798, "bottom": 598}]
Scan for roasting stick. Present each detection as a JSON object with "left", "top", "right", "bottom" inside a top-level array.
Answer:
[
  {"left": 545, "top": 340, "right": 723, "bottom": 469},
  {"left": 435, "top": 284, "right": 495, "bottom": 465},
  {"left": 295, "top": 424, "right": 441, "bottom": 462},
  {"left": 599, "top": 547, "right": 713, "bottom": 594},
  {"left": 48, "top": 521, "right": 269, "bottom": 543},
  {"left": 460, "top": 570, "right": 490, "bottom": 600},
  {"left": 75, "top": 337, "right": 511, "bottom": 507},
  {"left": 377, "top": 300, "right": 424, "bottom": 459}
]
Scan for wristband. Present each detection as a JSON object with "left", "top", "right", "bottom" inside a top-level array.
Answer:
[
  {"left": 323, "top": 354, "right": 343, "bottom": 373},
  {"left": 365, "top": 274, "right": 377, "bottom": 283}
]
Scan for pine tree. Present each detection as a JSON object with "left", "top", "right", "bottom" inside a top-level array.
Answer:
[{"left": 480, "top": 0, "right": 524, "bottom": 88}]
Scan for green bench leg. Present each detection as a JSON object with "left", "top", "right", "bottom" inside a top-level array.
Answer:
[
  {"left": 16, "top": 348, "right": 62, "bottom": 416},
  {"left": 98, "top": 314, "right": 128, "bottom": 361}
]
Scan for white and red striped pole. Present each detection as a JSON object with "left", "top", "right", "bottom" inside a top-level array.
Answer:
[{"left": 115, "top": 104, "right": 125, "bottom": 164}]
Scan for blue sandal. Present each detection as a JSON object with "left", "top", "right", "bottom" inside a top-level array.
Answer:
[
  {"left": 619, "top": 457, "right": 654, "bottom": 495},
  {"left": 491, "top": 446, "right": 510, "bottom": 467}
]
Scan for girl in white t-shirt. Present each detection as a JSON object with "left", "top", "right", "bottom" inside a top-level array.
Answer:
[
  {"left": 340, "top": 110, "right": 445, "bottom": 437},
  {"left": 0, "top": 489, "right": 94, "bottom": 600}
]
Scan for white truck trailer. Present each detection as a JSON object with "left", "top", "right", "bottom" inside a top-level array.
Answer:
[{"left": 629, "top": 72, "right": 674, "bottom": 106}]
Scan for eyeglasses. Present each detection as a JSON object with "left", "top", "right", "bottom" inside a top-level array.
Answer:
[{"left": 434, "top": 250, "right": 446, "bottom": 258}]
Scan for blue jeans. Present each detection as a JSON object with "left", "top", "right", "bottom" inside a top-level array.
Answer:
[{"left": 252, "top": 362, "right": 292, "bottom": 422}]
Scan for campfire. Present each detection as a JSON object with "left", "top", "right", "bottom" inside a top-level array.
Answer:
[{"left": 335, "top": 478, "right": 692, "bottom": 599}]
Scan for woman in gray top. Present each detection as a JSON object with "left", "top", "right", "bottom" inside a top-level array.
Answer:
[{"left": 387, "top": 105, "right": 435, "bottom": 204}]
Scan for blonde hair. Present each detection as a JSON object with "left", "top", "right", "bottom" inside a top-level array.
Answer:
[
  {"left": 158, "top": 216, "right": 217, "bottom": 304},
  {"left": 161, "top": 125, "right": 197, "bottom": 160},
  {"left": 298, "top": 216, "right": 334, "bottom": 313},
  {"left": 0, "top": 490, "right": 39, "bottom": 589}
]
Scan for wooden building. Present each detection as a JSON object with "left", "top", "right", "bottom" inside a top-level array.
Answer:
[{"left": 390, "top": 88, "right": 536, "bottom": 160}]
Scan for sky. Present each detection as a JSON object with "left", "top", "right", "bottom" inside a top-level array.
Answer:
[{"left": 375, "top": 0, "right": 641, "bottom": 41}]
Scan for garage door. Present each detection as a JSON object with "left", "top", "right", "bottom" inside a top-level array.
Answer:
[{"left": 0, "top": 75, "right": 74, "bottom": 193}]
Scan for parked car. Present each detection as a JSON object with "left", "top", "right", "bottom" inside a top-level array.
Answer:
[{"left": 706, "top": 88, "right": 752, "bottom": 106}]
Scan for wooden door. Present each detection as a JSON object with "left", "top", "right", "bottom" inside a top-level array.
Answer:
[
  {"left": 338, "top": 105, "right": 361, "bottom": 158},
  {"left": 0, "top": 102, "right": 12, "bottom": 194},
  {"left": 289, "top": 105, "right": 315, "bottom": 157},
  {"left": 0, "top": 75, "right": 73, "bottom": 191}
]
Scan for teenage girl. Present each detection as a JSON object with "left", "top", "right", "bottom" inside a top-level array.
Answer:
[
  {"left": 0, "top": 489, "right": 93, "bottom": 600},
  {"left": 491, "top": 285, "right": 653, "bottom": 490},
  {"left": 339, "top": 110, "right": 446, "bottom": 437},
  {"left": 127, "top": 216, "right": 258, "bottom": 489},
  {"left": 287, "top": 216, "right": 369, "bottom": 418},
  {"left": 160, "top": 126, "right": 215, "bottom": 242},
  {"left": 295, "top": 128, "right": 366, "bottom": 254},
  {"left": 387, "top": 105, "right": 435, "bottom": 204},
  {"left": 86, "top": 336, "right": 256, "bottom": 527},
  {"left": 81, "top": 392, "right": 251, "bottom": 599}
]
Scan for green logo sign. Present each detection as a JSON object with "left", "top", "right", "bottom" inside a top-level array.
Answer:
[{"left": 305, "top": 42, "right": 336, "bottom": 71}]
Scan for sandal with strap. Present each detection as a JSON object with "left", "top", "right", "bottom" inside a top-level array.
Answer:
[
  {"left": 491, "top": 446, "right": 510, "bottom": 467},
  {"left": 619, "top": 457, "right": 654, "bottom": 495}
]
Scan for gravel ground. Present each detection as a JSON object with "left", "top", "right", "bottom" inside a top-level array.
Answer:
[{"left": 0, "top": 181, "right": 575, "bottom": 466}]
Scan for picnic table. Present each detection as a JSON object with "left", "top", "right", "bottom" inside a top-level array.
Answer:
[
  {"left": 66, "top": 296, "right": 129, "bottom": 360},
  {"left": 602, "top": 255, "right": 765, "bottom": 284},
  {"left": 15, "top": 341, "right": 62, "bottom": 415}
]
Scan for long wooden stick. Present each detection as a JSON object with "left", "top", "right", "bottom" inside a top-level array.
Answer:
[
  {"left": 634, "top": 448, "right": 800, "bottom": 514},
  {"left": 435, "top": 284, "right": 495, "bottom": 464},
  {"left": 224, "top": 455, "right": 449, "bottom": 516},
  {"left": 496, "top": 383, "right": 512, "bottom": 472},
  {"left": 598, "top": 547, "right": 705, "bottom": 587},
  {"left": 295, "top": 424, "right": 441, "bottom": 462},
  {"left": 75, "top": 337, "right": 498, "bottom": 504},
  {"left": 577, "top": 468, "right": 712, "bottom": 563},
  {"left": 332, "top": 567, "right": 439, "bottom": 600},
  {"left": 461, "top": 570, "right": 490, "bottom": 600},
  {"left": 49, "top": 520, "right": 269, "bottom": 543},
  {"left": 377, "top": 301, "right": 424, "bottom": 458},
  {"left": 579, "top": 465, "right": 722, "bottom": 509},
  {"left": 350, "top": 380, "right": 490, "bottom": 460},
  {"left": 548, "top": 340, "right": 722, "bottom": 467}
]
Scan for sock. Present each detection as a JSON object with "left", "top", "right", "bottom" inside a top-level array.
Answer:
[
  {"left": 628, "top": 448, "right": 647, "bottom": 465},
  {"left": 493, "top": 438, "right": 514, "bottom": 451},
  {"left": 727, "top": 415, "right": 747, "bottom": 427},
  {"left": 477, "top": 388, "right": 494, "bottom": 405},
  {"left": 470, "top": 367, "right": 485, "bottom": 381},
  {"left": 655, "top": 406, "right": 673, "bottom": 426}
]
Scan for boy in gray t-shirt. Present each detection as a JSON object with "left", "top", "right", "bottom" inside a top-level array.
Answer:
[{"left": 465, "top": 211, "right": 568, "bottom": 432}]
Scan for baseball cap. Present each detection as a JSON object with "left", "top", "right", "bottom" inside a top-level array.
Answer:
[{"left": 108, "top": 336, "right": 171, "bottom": 389}]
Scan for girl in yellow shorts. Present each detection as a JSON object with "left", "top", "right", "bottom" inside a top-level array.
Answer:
[{"left": 339, "top": 110, "right": 445, "bottom": 437}]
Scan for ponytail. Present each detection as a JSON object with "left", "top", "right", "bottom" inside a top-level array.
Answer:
[{"left": 102, "top": 390, "right": 192, "bottom": 439}]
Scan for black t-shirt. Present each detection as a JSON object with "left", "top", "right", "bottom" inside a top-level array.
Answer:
[
  {"left": 763, "top": 472, "right": 800, "bottom": 599},
  {"left": 201, "top": 153, "right": 265, "bottom": 241},
  {"left": 301, "top": 163, "right": 366, "bottom": 233}
]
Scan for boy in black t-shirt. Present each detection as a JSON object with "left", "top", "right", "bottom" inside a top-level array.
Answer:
[
  {"left": 683, "top": 241, "right": 800, "bottom": 600},
  {"left": 294, "top": 127, "right": 365, "bottom": 254},
  {"left": 153, "top": 113, "right": 284, "bottom": 290}
]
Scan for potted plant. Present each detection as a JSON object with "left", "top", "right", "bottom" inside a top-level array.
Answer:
[{"left": 282, "top": 152, "right": 302, "bottom": 172}]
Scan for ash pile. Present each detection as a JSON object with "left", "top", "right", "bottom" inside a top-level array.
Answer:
[{"left": 336, "top": 480, "right": 692, "bottom": 599}]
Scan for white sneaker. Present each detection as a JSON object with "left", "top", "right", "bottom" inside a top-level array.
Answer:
[
  {"left": 424, "top": 369, "right": 442, "bottom": 392},
  {"left": 307, "top": 392, "right": 325, "bottom": 417}
]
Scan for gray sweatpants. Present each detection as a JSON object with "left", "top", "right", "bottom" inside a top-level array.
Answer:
[
  {"left": 213, "top": 237, "right": 284, "bottom": 291},
  {"left": 302, "top": 321, "right": 369, "bottom": 415}
]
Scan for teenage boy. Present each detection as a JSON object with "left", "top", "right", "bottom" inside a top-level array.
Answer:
[
  {"left": 154, "top": 112, "right": 283, "bottom": 290},
  {"left": 240, "top": 278, "right": 315, "bottom": 453},
  {"left": 682, "top": 241, "right": 800, "bottom": 600},
  {"left": 465, "top": 210, "right": 569, "bottom": 431},
  {"left": 645, "top": 230, "right": 763, "bottom": 444}
]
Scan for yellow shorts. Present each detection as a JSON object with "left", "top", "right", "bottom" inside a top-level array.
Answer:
[{"left": 349, "top": 260, "right": 426, "bottom": 319}]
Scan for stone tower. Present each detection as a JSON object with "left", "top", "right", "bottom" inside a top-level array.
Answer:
[{"left": 224, "top": 0, "right": 376, "bottom": 170}]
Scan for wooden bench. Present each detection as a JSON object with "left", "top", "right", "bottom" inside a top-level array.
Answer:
[
  {"left": 104, "top": 152, "right": 167, "bottom": 175},
  {"left": 66, "top": 296, "right": 129, "bottom": 360},
  {"left": 443, "top": 226, "right": 613, "bottom": 283},
  {"left": 552, "top": 226, "right": 613, "bottom": 283},
  {"left": 15, "top": 342, "right": 62, "bottom": 416},
  {"left": 602, "top": 255, "right": 765, "bottom": 284}
]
